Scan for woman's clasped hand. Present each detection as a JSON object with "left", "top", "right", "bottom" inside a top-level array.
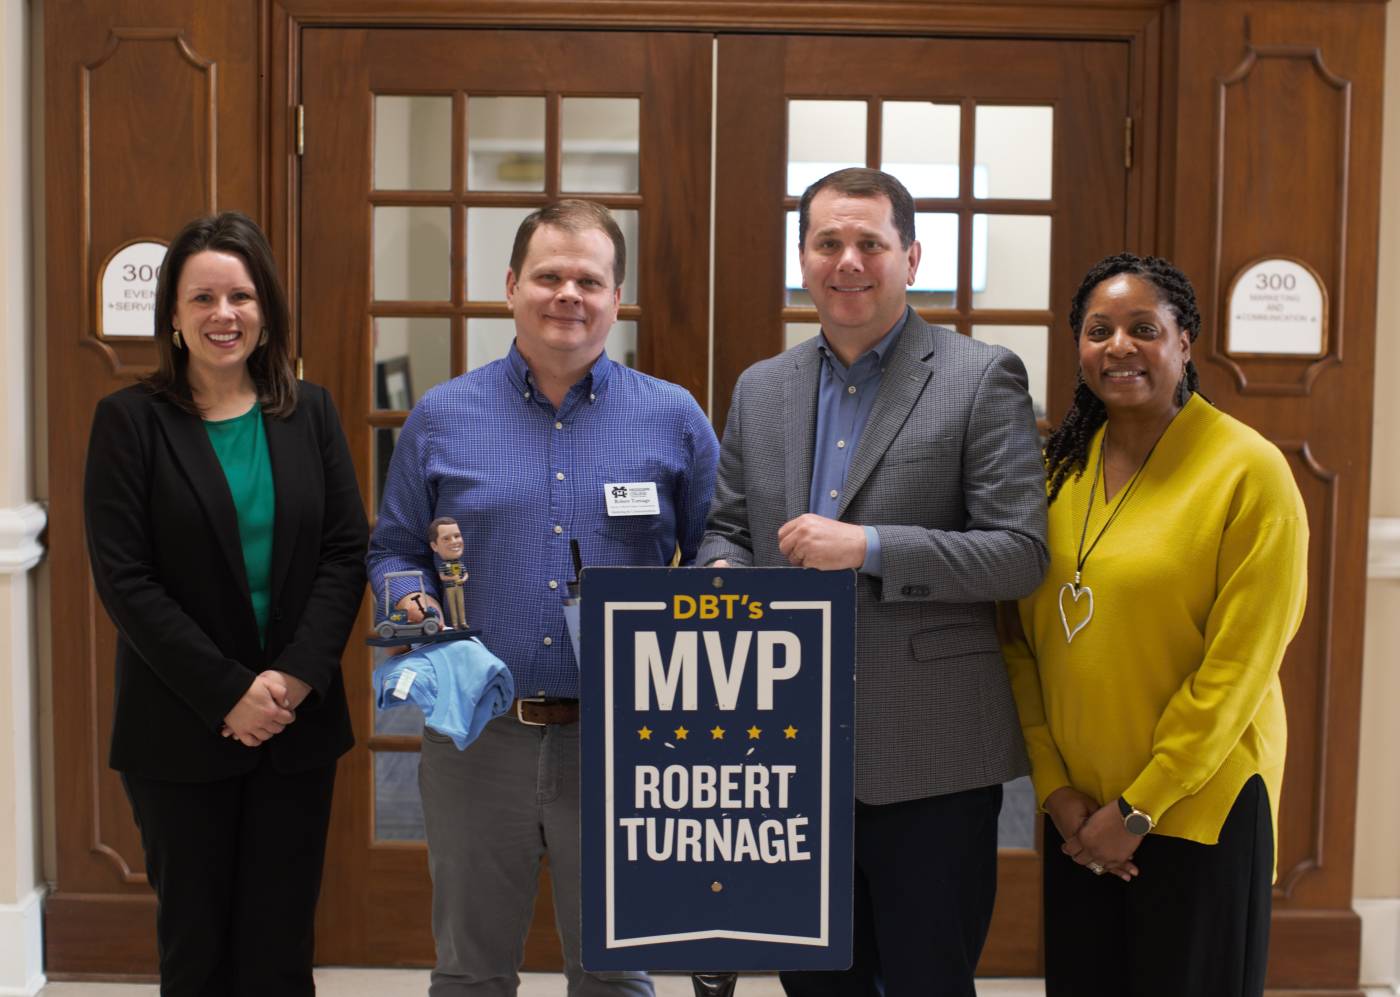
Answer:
[
  {"left": 219, "top": 670, "right": 310, "bottom": 745},
  {"left": 1045, "top": 787, "right": 1139, "bottom": 880}
]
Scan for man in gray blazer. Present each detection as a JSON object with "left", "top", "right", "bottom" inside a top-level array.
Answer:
[{"left": 699, "top": 168, "right": 1047, "bottom": 996}]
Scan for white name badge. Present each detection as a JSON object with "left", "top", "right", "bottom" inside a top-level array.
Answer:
[{"left": 604, "top": 482, "right": 661, "bottom": 517}]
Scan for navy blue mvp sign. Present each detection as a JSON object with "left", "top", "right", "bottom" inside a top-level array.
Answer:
[{"left": 580, "top": 567, "right": 855, "bottom": 972}]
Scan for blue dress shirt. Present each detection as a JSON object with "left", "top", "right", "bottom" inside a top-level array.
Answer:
[
  {"left": 807, "top": 310, "right": 910, "bottom": 577},
  {"left": 369, "top": 344, "right": 719, "bottom": 699}
]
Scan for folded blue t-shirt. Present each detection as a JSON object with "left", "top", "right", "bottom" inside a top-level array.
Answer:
[{"left": 373, "top": 638, "right": 515, "bottom": 750}]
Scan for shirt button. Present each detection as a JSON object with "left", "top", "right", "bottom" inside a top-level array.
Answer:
[
  {"left": 553, "top": 525, "right": 563, "bottom": 535},
  {"left": 548, "top": 580, "right": 559, "bottom": 590},
  {"left": 543, "top": 636, "right": 553, "bottom": 646},
  {"left": 589, "top": 393, "right": 596, "bottom": 402},
  {"left": 847, "top": 385, "right": 857, "bottom": 395},
  {"left": 524, "top": 390, "right": 532, "bottom": 399},
  {"left": 556, "top": 472, "right": 565, "bottom": 481},
  {"left": 555, "top": 421, "right": 563, "bottom": 430},
  {"left": 829, "top": 489, "right": 838, "bottom": 499},
  {"left": 837, "top": 440, "right": 846, "bottom": 449}
]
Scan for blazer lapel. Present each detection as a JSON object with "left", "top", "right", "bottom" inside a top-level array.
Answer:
[
  {"left": 784, "top": 341, "right": 822, "bottom": 522},
  {"left": 837, "top": 314, "right": 935, "bottom": 519},
  {"left": 263, "top": 411, "right": 299, "bottom": 613},
  {"left": 152, "top": 399, "right": 252, "bottom": 602}
]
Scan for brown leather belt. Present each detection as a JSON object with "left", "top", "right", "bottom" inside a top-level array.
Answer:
[{"left": 511, "top": 697, "right": 580, "bottom": 726}]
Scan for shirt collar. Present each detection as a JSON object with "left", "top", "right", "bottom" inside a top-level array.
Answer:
[
  {"left": 818, "top": 307, "right": 910, "bottom": 375},
  {"left": 504, "top": 340, "right": 616, "bottom": 402}
]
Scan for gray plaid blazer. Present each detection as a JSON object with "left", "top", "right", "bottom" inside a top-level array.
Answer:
[{"left": 699, "top": 311, "right": 1048, "bottom": 804}]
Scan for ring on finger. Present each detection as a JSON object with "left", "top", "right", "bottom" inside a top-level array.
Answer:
[{"left": 1088, "top": 862, "right": 1105, "bottom": 875}]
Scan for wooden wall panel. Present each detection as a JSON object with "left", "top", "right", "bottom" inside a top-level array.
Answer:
[
  {"left": 1272, "top": 443, "right": 1338, "bottom": 899},
  {"left": 634, "top": 31, "right": 712, "bottom": 401},
  {"left": 80, "top": 31, "right": 216, "bottom": 375},
  {"left": 44, "top": 0, "right": 263, "bottom": 978},
  {"left": 1167, "top": 2, "right": 1384, "bottom": 992},
  {"left": 1212, "top": 46, "right": 1350, "bottom": 395}
]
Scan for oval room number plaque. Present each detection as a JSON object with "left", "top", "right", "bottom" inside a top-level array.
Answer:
[
  {"left": 98, "top": 240, "right": 168, "bottom": 338},
  {"left": 1224, "top": 257, "right": 1328, "bottom": 358}
]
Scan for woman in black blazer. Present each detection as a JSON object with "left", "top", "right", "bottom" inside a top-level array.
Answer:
[{"left": 84, "top": 212, "right": 367, "bottom": 996}]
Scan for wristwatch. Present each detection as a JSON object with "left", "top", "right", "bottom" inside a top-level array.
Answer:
[{"left": 1118, "top": 796, "right": 1155, "bottom": 836}]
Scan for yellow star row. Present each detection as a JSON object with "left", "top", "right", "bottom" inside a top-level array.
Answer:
[{"left": 635, "top": 724, "right": 798, "bottom": 741}]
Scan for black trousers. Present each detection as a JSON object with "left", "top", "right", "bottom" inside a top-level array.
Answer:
[
  {"left": 781, "top": 784, "right": 1003, "bottom": 997},
  {"left": 122, "top": 754, "right": 338, "bottom": 997},
  {"left": 1043, "top": 775, "right": 1273, "bottom": 997}
]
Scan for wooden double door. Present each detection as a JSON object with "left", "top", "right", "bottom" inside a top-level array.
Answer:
[{"left": 301, "top": 28, "right": 1129, "bottom": 973}]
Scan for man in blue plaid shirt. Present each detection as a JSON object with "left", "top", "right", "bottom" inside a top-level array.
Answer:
[{"left": 369, "top": 200, "right": 718, "bottom": 996}]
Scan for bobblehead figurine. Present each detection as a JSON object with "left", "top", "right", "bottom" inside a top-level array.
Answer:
[{"left": 428, "top": 516, "right": 469, "bottom": 630}]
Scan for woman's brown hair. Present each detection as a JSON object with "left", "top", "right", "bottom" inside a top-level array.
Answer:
[{"left": 146, "top": 211, "right": 297, "bottom": 418}]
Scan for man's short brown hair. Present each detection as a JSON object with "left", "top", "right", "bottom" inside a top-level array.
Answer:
[
  {"left": 797, "top": 168, "right": 916, "bottom": 251},
  {"left": 509, "top": 199, "right": 627, "bottom": 287}
]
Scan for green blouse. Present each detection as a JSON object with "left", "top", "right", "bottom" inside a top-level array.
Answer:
[{"left": 204, "top": 402, "right": 275, "bottom": 642}]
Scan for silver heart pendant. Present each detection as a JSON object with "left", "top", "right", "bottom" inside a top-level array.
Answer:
[{"left": 1058, "top": 581, "right": 1094, "bottom": 643}]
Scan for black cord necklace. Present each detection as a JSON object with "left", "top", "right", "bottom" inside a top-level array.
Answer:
[{"left": 1058, "top": 429, "right": 1164, "bottom": 643}]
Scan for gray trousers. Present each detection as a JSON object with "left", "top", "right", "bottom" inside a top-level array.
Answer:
[{"left": 419, "top": 715, "right": 653, "bottom": 997}]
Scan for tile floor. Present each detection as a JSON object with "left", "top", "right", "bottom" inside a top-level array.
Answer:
[
  {"left": 39, "top": 969, "right": 1048, "bottom": 995},
  {"left": 36, "top": 970, "right": 1400, "bottom": 995}
]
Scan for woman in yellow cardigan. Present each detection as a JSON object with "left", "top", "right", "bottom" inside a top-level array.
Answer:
[{"left": 1004, "top": 254, "right": 1308, "bottom": 996}]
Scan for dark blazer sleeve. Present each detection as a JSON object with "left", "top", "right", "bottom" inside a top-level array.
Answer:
[
  {"left": 84, "top": 392, "right": 254, "bottom": 730},
  {"left": 698, "top": 369, "right": 757, "bottom": 567},
  {"left": 266, "top": 385, "right": 368, "bottom": 704}
]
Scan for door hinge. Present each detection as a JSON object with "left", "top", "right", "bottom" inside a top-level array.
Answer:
[
  {"left": 1124, "top": 116, "right": 1134, "bottom": 170},
  {"left": 296, "top": 104, "right": 305, "bottom": 157}
]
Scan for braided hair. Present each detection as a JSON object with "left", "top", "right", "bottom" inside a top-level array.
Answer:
[{"left": 1044, "top": 253, "right": 1203, "bottom": 503}]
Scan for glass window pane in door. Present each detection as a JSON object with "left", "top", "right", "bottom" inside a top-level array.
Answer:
[
  {"left": 998, "top": 776, "right": 1036, "bottom": 849},
  {"left": 374, "top": 96, "right": 452, "bottom": 191},
  {"left": 468, "top": 96, "right": 546, "bottom": 192},
  {"left": 606, "top": 320, "right": 638, "bottom": 369},
  {"left": 373, "top": 318, "right": 451, "bottom": 411},
  {"left": 372, "top": 426, "right": 401, "bottom": 515},
  {"left": 466, "top": 207, "right": 533, "bottom": 300},
  {"left": 881, "top": 102, "right": 960, "bottom": 198},
  {"left": 910, "top": 212, "right": 959, "bottom": 309},
  {"left": 612, "top": 209, "right": 639, "bottom": 305},
  {"left": 785, "top": 323, "right": 821, "bottom": 352},
  {"left": 374, "top": 704, "right": 424, "bottom": 736},
  {"left": 374, "top": 207, "right": 450, "bottom": 301},
  {"left": 974, "top": 105, "right": 1054, "bottom": 200},
  {"left": 783, "top": 210, "right": 812, "bottom": 307},
  {"left": 973, "top": 325, "right": 1050, "bottom": 420},
  {"left": 374, "top": 751, "right": 425, "bottom": 841},
  {"left": 561, "top": 97, "right": 640, "bottom": 193},
  {"left": 467, "top": 318, "right": 517, "bottom": 371},
  {"left": 787, "top": 100, "right": 866, "bottom": 195},
  {"left": 972, "top": 215, "right": 1051, "bottom": 310}
]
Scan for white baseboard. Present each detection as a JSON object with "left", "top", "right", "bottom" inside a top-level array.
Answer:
[
  {"left": 0, "top": 887, "right": 45, "bottom": 996},
  {"left": 1358, "top": 897, "right": 1400, "bottom": 992}
]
